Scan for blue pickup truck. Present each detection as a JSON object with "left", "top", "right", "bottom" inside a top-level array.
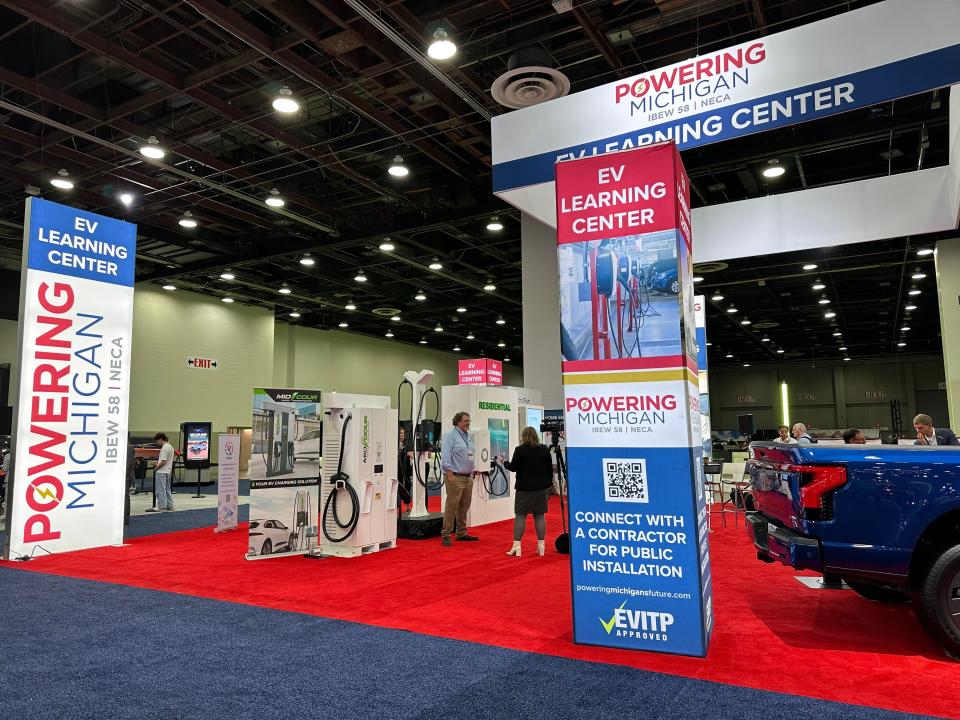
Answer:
[{"left": 744, "top": 442, "right": 960, "bottom": 656}]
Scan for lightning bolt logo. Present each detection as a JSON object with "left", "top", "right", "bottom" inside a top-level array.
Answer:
[{"left": 29, "top": 480, "right": 61, "bottom": 506}]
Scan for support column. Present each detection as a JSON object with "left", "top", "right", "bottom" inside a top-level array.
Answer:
[
  {"left": 520, "top": 212, "right": 563, "bottom": 410},
  {"left": 833, "top": 366, "right": 847, "bottom": 428},
  {"left": 936, "top": 239, "right": 960, "bottom": 428}
]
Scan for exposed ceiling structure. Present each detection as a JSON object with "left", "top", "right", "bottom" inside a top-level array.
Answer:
[{"left": 0, "top": 0, "right": 951, "bottom": 368}]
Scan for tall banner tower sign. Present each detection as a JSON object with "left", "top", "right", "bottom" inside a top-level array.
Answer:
[
  {"left": 4, "top": 198, "right": 136, "bottom": 560},
  {"left": 555, "top": 143, "right": 713, "bottom": 657}
]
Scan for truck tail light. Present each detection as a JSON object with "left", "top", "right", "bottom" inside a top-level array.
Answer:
[{"left": 787, "top": 464, "right": 848, "bottom": 511}]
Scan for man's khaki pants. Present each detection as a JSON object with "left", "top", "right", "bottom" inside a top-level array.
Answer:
[{"left": 442, "top": 473, "right": 474, "bottom": 538}]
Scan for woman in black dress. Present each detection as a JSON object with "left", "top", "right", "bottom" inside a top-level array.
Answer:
[{"left": 501, "top": 426, "right": 554, "bottom": 557}]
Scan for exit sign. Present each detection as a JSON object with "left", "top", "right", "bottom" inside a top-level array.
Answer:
[{"left": 187, "top": 356, "right": 218, "bottom": 370}]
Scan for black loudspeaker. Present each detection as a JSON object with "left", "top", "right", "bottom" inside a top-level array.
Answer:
[
  {"left": 0, "top": 406, "right": 11, "bottom": 435},
  {"left": 737, "top": 413, "right": 756, "bottom": 438}
]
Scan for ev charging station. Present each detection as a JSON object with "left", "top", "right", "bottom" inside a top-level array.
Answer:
[
  {"left": 441, "top": 384, "right": 519, "bottom": 527},
  {"left": 314, "top": 393, "right": 398, "bottom": 558}
]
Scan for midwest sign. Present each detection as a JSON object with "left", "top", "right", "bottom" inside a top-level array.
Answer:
[{"left": 5, "top": 198, "right": 135, "bottom": 560}]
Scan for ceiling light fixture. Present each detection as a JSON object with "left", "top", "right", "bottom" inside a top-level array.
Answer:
[
  {"left": 456, "top": 307, "right": 467, "bottom": 313},
  {"left": 843, "top": 357, "right": 851, "bottom": 361},
  {"left": 139, "top": 136, "right": 165, "bottom": 159},
  {"left": 812, "top": 280, "right": 826, "bottom": 290},
  {"left": 776, "top": 349, "right": 785, "bottom": 354},
  {"left": 725, "top": 353, "right": 734, "bottom": 358},
  {"left": 50, "top": 169, "right": 74, "bottom": 190},
  {"left": 803, "top": 263, "right": 818, "bottom": 271},
  {"left": 162, "top": 284, "right": 176, "bottom": 291},
  {"left": 221, "top": 297, "right": 234, "bottom": 303},
  {"left": 219, "top": 271, "right": 235, "bottom": 280},
  {"left": 391, "top": 315, "right": 401, "bottom": 322},
  {"left": 466, "top": 332, "right": 475, "bottom": 340},
  {"left": 289, "top": 312, "right": 300, "bottom": 318},
  {"left": 761, "top": 336, "right": 771, "bottom": 342},
  {"left": 434, "top": 325, "right": 444, "bottom": 333},
  {"left": 379, "top": 240, "right": 395, "bottom": 252},
  {"left": 839, "top": 346, "right": 848, "bottom": 351},
  {"left": 415, "top": 290, "right": 426, "bottom": 301},
  {"left": 743, "top": 363, "right": 751, "bottom": 367},
  {"left": 354, "top": 269, "right": 368, "bottom": 282},
  {"left": 740, "top": 318, "right": 752, "bottom": 325},
  {"left": 824, "top": 311, "right": 837, "bottom": 319},
  {"left": 265, "top": 188, "right": 285, "bottom": 208},
  {"left": 428, "top": 257, "right": 443, "bottom": 271},
  {"left": 911, "top": 271, "right": 927, "bottom": 280},
  {"left": 419, "top": 337, "right": 428, "bottom": 345},
  {"left": 272, "top": 86, "right": 300, "bottom": 114},
  {"left": 338, "top": 321, "right": 349, "bottom": 328},
  {"left": 496, "top": 316, "right": 506, "bottom": 325},
  {"left": 388, "top": 155, "right": 409, "bottom": 177},
  {"left": 762, "top": 159, "right": 786, "bottom": 178},
  {"left": 818, "top": 296, "right": 831, "bottom": 305},
  {"left": 119, "top": 192, "right": 134, "bottom": 206},
  {"left": 278, "top": 285, "right": 292, "bottom": 295},
  {"left": 427, "top": 27, "right": 457, "bottom": 60},
  {"left": 692, "top": 276, "right": 704, "bottom": 283},
  {"left": 897, "top": 341, "right": 906, "bottom": 347},
  {"left": 908, "top": 287, "right": 921, "bottom": 296},
  {"left": 497, "top": 341, "right": 506, "bottom": 348},
  {"left": 905, "top": 303, "right": 918, "bottom": 311},
  {"left": 833, "top": 331, "right": 842, "bottom": 337},
  {"left": 385, "top": 331, "right": 394, "bottom": 338},
  {"left": 299, "top": 253, "right": 315, "bottom": 266},
  {"left": 711, "top": 293, "right": 724, "bottom": 302},
  {"left": 345, "top": 301, "right": 357, "bottom": 311},
  {"left": 917, "top": 248, "right": 934, "bottom": 256},
  {"left": 178, "top": 211, "right": 197, "bottom": 228},
  {"left": 901, "top": 325, "right": 910, "bottom": 331},
  {"left": 484, "top": 281, "right": 497, "bottom": 292},
  {"left": 453, "top": 345, "right": 461, "bottom": 352},
  {"left": 486, "top": 217, "right": 504, "bottom": 232},
  {"left": 726, "top": 305, "right": 738, "bottom": 314}
]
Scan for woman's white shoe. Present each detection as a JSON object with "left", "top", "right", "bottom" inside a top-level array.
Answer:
[
  {"left": 537, "top": 540, "right": 545, "bottom": 557},
  {"left": 506, "top": 541, "right": 522, "bottom": 557}
]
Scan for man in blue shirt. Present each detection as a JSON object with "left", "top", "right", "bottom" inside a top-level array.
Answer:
[{"left": 440, "top": 411, "right": 479, "bottom": 546}]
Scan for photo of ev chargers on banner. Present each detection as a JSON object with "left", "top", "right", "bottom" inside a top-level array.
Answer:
[{"left": 556, "top": 143, "right": 713, "bottom": 657}]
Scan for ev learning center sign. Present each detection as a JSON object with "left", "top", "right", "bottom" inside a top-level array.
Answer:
[
  {"left": 555, "top": 144, "right": 712, "bottom": 657},
  {"left": 4, "top": 197, "right": 136, "bottom": 560}
]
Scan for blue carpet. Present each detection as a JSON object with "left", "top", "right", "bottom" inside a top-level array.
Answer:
[{"left": 0, "top": 567, "right": 938, "bottom": 720}]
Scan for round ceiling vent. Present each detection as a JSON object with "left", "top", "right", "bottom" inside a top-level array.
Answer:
[
  {"left": 751, "top": 321, "right": 780, "bottom": 330},
  {"left": 693, "top": 261, "right": 728, "bottom": 273},
  {"left": 491, "top": 47, "right": 570, "bottom": 109},
  {"left": 372, "top": 307, "right": 402, "bottom": 317}
]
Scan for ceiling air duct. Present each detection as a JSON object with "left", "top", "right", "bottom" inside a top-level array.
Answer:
[{"left": 491, "top": 46, "right": 570, "bottom": 110}]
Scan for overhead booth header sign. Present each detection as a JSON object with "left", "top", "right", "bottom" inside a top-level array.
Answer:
[
  {"left": 5, "top": 197, "right": 136, "bottom": 560},
  {"left": 457, "top": 358, "right": 503, "bottom": 386},
  {"left": 556, "top": 144, "right": 712, "bottom": 657}
]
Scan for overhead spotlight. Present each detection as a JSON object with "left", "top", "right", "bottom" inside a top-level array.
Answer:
[
  {"left": 456, "top": 307, "right": 467, "bottom": 313},
  {"left": 419, "top": 337, "right": 428, "bottom": 345},
  {"left": 484, "top": 281, "right": 497, "bottom": 292},
  {"left": 466, "top": 332, "right": 475, "bottom": 340},
  {"left": 272, "top": 86, "right": 300, "bottom": 114},
  {"left": 776, "top": 349, "right": 785, "bottom": 354},
  {"left": 486, "top": 217, "right": 504, "bottom": 231},
  {"left": 812, "top": 280, "right": 826, "bottom": 291},
  {"left": 762, "top": 159, "right": 786, "bottom": 178},
  {"left": 761, "top": 336, "right": 771, "bottom": 343},
  {"left": 428, "top": 257, "right": 443, "bottom": 271},
  {"left": 354, "top": 269, "right": 368, "bottom": 282},
  {"left": 219, "top": 271, "right": 235, "bottom": 280},
  {"left": 338, "top": 321, "right": 349, "bottom": 328},
  {"left": 833, "top": 331, "right": 842, "bottom": 337},
  {"left": 427, "top": 27, "right": 457, "bottom": 60},
  {"left": 496, "top": 316, "right": 506, "bottom": 325},
  {"left": 504, "top": 356, "right": 511, "bottom": 362},
  {"left": 391, "top": 315, "right": 401, "bottom": 322},
  {"left": 908, "top": 287, "right": 921, "bottom": 296},
  {"left": 706, "top": 341, "right": 712, "bottom": 346},
  {"left": 385, "top": 331, "right": 394, "bottom": 338},
  {"left": 497, "top": 341, "right": 506, "bottom": 348},
  {"left": 901, "top": 325, "right": 911, "bottom": 331},
  {"left": 905, "top": 303, "right": 918, "bottom": 311},
  {"left": 838, "top": 346, "right": 848, "bottom": 351},
  {"left": 379, "top": 240, "right": 395, "bottom": 252},
  {"left": 265, "top": 188, "right": 285, "bottom": 208},
  {"left": 50, "top": 169, "right": 74, "bottom": 190},
  {"left": 162, "top": 284, "right": 176, "bottom": 291},
  {"left": 434, "top": 325, "right": 444, "bottom": 333},
  {"left": 178, "top": 211, "right": 198, "bottom": 228},
  {"left": 726, "top": 305, "right": 738, "bottom": 314},
  {"left": 299, "top": 253, "right": 315, "bottom": 266},
  {"left": 453, "top": 345, "right": 461, "bottom": 352},
  {"left": 289, "top": 312, "right": 301, "bottom": 318},
  {"left": 345, "top": 301, "right": 357, "bottom": 311},
  {"left": 415, "top": 290, "right": 427, "bottom": 301},
  {"left": 802, "top": 263, "right": 818, "bottom": 271},
  {"left": 843, "top": 356, "right": 851, "bottom": 361},
  {"left": 692, "top": 276, "right": 704, "bottom": 283},
  {"left": 711, "top": 293, "right": 724, "bottom": 302},
  {"left": 139, "top": 136, "right": 165, "bottom": 159},
  {"left": 743, "top": 363, "right": 751, "bottom": 368},
  {"left": 917, "top": 248, "right": 934, "bottom": 256},
  {"left": 824, "top": 311, "right": 837, "bottom": 319},
  {"left": 119, "top": 192, "right": 134, "bottom": 206},
  {"left": 725, "top": 353, "right": 734, "bottom": 358},
  {"left": 221, "top": 297, "right": 234, "bottom": 303},
  {"left": 388, "top": 155, "right": 409, "bottom": 177},
  {"left": 740, "top": 318, "right": 752, "bottom": 325},
  {"left": 278, "top": 285, "right": 292, "bottom": 295},
  {"left": 818, "top": 296, "right": 831, "bottom": 305},
  {"left": 897, "top": 341, "right": 906, "bottom": 347},
  {"left": 911, "top": 271, "right": 927, "bottom": 280}
]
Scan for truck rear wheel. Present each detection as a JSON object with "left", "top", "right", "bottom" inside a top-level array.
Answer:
[
  {"left": 844, "top": 579, "right": 909, "bottom": 603},
  {"left": 914, "top": 544, "right": 960, "bottom": 656}
]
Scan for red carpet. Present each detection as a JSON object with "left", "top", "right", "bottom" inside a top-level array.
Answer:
[{"left": 4, "top": 499, "right": 958, "bottom": 718}]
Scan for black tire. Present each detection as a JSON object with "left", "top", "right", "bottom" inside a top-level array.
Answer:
[
  {"left": 844, "top": 579, "right": 909, "bottom": 603},
  {"left": 261, "top": 539, "right": 272, "bottom": 555},
  {"left": 914, "top": 544, "right": 960, "bottom": 656}
]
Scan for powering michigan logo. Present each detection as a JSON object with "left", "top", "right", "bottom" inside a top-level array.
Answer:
[{"left": 599, "top": 601, "right": 674, "bottom": 642}]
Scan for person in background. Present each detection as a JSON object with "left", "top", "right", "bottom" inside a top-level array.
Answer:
[
  {"left": 439, "top": 411, "right": 478, "bottom": 546},
  {"left": 775, "top": 425, "right": 797, "bottom": 444},
  {"left": 0, "top": 441, "right": 10, "bottom": 515},
  {"left": 913, "top": 414, "right": 960, "bottom": 446},
  {"left": 501, "top": 426, "right": 554, "bottom": 557},
  {"left": 842, "top": 428, "right": 866, "bottom": 445},
  {"left": 146, "top": 432, "right": 175, "bottom": 512},
  {"left": 792, "top": 423, "right": 816, "bottom": 445},
  {"left": 124, "top": 440, "right": 135, "bottom": 525}
]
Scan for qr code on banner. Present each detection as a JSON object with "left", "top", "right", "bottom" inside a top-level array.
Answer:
[{"left": 603, "top": 458, "right": 649, "bottom": 504}]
